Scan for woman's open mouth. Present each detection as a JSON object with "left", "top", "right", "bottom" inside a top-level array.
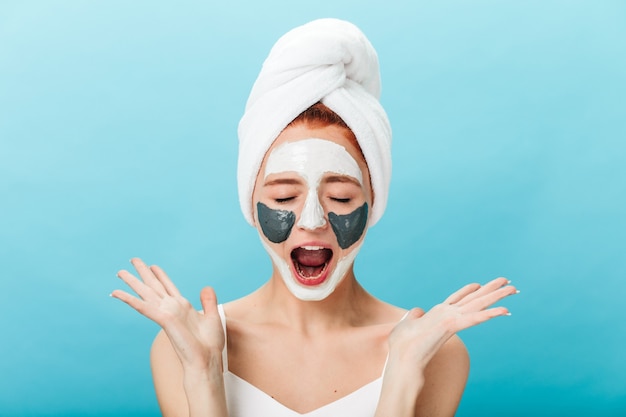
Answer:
[{"left": 290, "top": 246, "right": 333, "bottom": 286}]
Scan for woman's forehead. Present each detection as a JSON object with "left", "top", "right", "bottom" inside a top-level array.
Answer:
[
  {"left": 264, "top": 138, "right": 363, "bottom": 185},
  {"left": 270, "top": 124, "right": 366, "bottom": 163}
]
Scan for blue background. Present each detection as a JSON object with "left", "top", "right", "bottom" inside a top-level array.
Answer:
[{"left": 1, "top": 1, "right": 624, "bottom": 416}]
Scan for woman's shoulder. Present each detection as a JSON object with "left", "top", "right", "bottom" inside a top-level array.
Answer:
[
  {"left": 151, "top": 329, "right": 181, "bottom": 372},
  {"left": 415, "top": 334, "right": 470, "bottom": 415},
  {"left": 150, "top": 330, "right": 189, "bottom": 415},
  {"left": 367, "top": 297, "right": 411, "bottom": 325},
  {"left": 435, "top": 334, "right": 470, "bottom": 367},
  {"left": 425, "top": 334, "right": 470, "bottom": 382}
]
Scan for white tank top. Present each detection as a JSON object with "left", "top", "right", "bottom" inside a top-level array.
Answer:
[{"left": 217, "top": 305, "right": 387, "bottom": 417}]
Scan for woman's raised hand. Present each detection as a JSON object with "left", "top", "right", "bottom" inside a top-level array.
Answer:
[
  {"left": 111, "top": 258, "right": 225, "bottom": 372},
  {"left": 388, "top": 277, "right": 517, "bottom": 369}
]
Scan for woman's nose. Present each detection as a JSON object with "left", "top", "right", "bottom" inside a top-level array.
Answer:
[{"left": 297, "top": 190, "right": 326, "bottom": 230}]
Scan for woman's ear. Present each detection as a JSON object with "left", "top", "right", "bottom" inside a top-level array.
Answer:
[{"left": 250, "top": 200, "right": 258, "bottom": 227}]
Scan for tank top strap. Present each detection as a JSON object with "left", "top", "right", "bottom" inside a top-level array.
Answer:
[{"left": 217, "top": 304, "right": 229, "bottom": 371}]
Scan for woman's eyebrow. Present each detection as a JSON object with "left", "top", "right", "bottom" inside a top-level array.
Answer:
[
  {"left": 264, "top": 177, "right": 304, "bottom": 186},
  {"left": 323, "top": 175, "right": 361, "bottom": 186}
]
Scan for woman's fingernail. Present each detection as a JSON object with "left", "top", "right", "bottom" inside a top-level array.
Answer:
[{"left": 505, "top": 312, "right": 512, "bottom": 316}]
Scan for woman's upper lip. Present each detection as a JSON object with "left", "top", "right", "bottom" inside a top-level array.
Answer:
[{"left": 291, "top": 241, "right": 332, "bottom": 251}]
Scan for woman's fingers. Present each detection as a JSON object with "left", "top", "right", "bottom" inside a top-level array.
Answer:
[
  {"left": 114, "top": 259, "right": 190, "bottom": 319},
  {"left": 461, "top": 284, "right": 517, "bottom": 313},
  {"left": 455, "top": 277, "right": 510, "bottom": 306},
  {"left": 457, "top": 306, "right": 511, "bottom": 329},
  {"left": 434, "top": 277, "right": 518, "bottom": 332},
  {"left": 116, "top": 269, "right": 161, "bottom": 303},
  {"left": 111, "top": 289, "right": 152, "bottom": 317},
  {"left": 150, "top": 264, "right": 182, "bottom": 297},
  {"left": 443, "top": 283, "right": 481, "bottom": 304},
  {"left": 130, "top": 258, "right": 167, "bottom": 297}
]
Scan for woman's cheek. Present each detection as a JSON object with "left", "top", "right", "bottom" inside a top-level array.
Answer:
[
  {"left": 328, "top": 202, "right": 369, "bottom": 249},
  {"left": 256, "top": 202, "right": 296, "bottom": 243}
]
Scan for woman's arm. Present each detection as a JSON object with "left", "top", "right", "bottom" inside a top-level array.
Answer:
[
  {"left": 111, "top": 258, "right": 228, "bottom": 417},
  {"left": 152, "top": 330, "right": 228, "bottom": 417},
  {"left": 375, "top": 277, "right": 516, "bottom": 417}
]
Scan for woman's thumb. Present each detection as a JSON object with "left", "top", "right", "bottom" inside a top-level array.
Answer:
[
  {"left": 199, "top": 287, "right": 218, "bottom": 315},
  {"left": 408, "top": 307, "right": 426, "bottom": 319}
]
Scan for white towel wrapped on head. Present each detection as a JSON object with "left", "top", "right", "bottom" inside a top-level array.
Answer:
[{"left": 237, "top": 18, "right": 392, "bottom": 227}]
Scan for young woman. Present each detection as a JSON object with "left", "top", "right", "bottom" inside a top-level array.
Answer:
[{"left": 112, "top": 19, "right": 517, "bottom": 417}]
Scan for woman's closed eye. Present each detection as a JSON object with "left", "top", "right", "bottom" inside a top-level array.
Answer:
[
  {"left": 275, "top": 196, "right": 296, "bottom": 204},
  {"left": 330, "top": 197, "right": 351, "bottom": 203}
]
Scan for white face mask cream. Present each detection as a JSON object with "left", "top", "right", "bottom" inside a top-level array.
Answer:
[
  {"left": 257, "top": 138, "right": 368, "bottom": 301},
  {"left": 265, "top": 138, "right": 363, "bottom": 229},
  {"left": 260, "top": 238, "right": 363, "bottom": 301}
]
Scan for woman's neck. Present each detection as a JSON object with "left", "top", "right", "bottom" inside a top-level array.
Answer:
[{"left": 253, "top": 269, "right": 376, "bottom": 334}]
